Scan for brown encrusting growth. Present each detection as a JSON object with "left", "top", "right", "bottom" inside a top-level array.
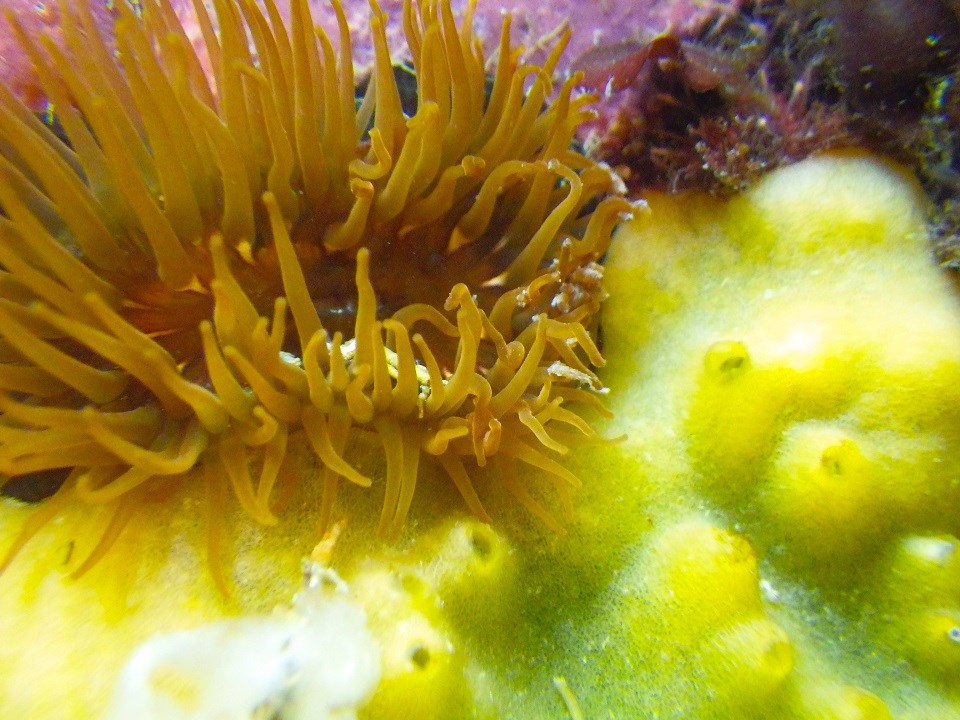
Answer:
[
  {"left": 0, "top": 0, "right": 629, "bottom": 588},
  {"left": 580, "top": 10, "right": 853, "bottom": 195}
]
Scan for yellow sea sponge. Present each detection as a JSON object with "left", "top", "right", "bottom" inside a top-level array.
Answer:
[
  {"left": 872, "top": 535, "right": 960, "bottom": 685},
  {"left": 706, "top": 617, "right": 795, "bottom": 706},
  {"left": 618, "top": 519, "right": 796, "bottom": 716},
  {"left": 350, "top": 562, "right": 472, "bottom": 720},
  {"left": 642, "top": 520, "right": 763, "bottom": 640},
  {"left": 600, "top": 150, "right": 960, "bottom": 717},
  {"left": 760, "top": 422, "right": 890, "bottom": 559},
  {"left": 789, "top": 681, "right": 893, "bottom": 720}
]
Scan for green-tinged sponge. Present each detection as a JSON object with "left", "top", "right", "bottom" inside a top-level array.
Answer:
[{"left": 600, "top": 151, "right": 960, "bottom": 717}]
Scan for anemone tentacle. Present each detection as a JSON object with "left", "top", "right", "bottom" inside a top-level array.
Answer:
[{"left": 0, "top": 0, "right": 629, "bottom": 579}]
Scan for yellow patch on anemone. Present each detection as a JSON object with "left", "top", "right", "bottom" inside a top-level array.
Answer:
[{"left": 0, "top": 0, "right": 629, "bottom": 591}]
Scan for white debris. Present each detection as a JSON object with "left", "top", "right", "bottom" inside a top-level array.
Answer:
[{"left": 106, "top": 567, "right": 380, "bottom": 720}]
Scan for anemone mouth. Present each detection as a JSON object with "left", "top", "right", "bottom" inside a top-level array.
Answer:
[{"left": 0, "top": 0, "right": 632, "bottom": 585}]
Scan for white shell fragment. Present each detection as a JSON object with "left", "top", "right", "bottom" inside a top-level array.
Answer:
[{"left": 106, "top": 566, "right": 381, "bottom": 720}]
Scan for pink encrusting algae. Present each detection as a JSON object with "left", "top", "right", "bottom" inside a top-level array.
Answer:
[
  {"left": 0, "top": 0, "right": 738, "bottom": 111},
  {"left": 0, "top": 0, "right": 116, "bottom": 111}
]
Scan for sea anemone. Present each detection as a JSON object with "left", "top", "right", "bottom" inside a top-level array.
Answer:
[{"left": 0, "top": 0, "right": 629, "bottom": 587}]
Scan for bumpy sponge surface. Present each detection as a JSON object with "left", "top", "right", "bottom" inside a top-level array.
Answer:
[{"left": 600, "top": 150, "right": 960, "bottom": 718}]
